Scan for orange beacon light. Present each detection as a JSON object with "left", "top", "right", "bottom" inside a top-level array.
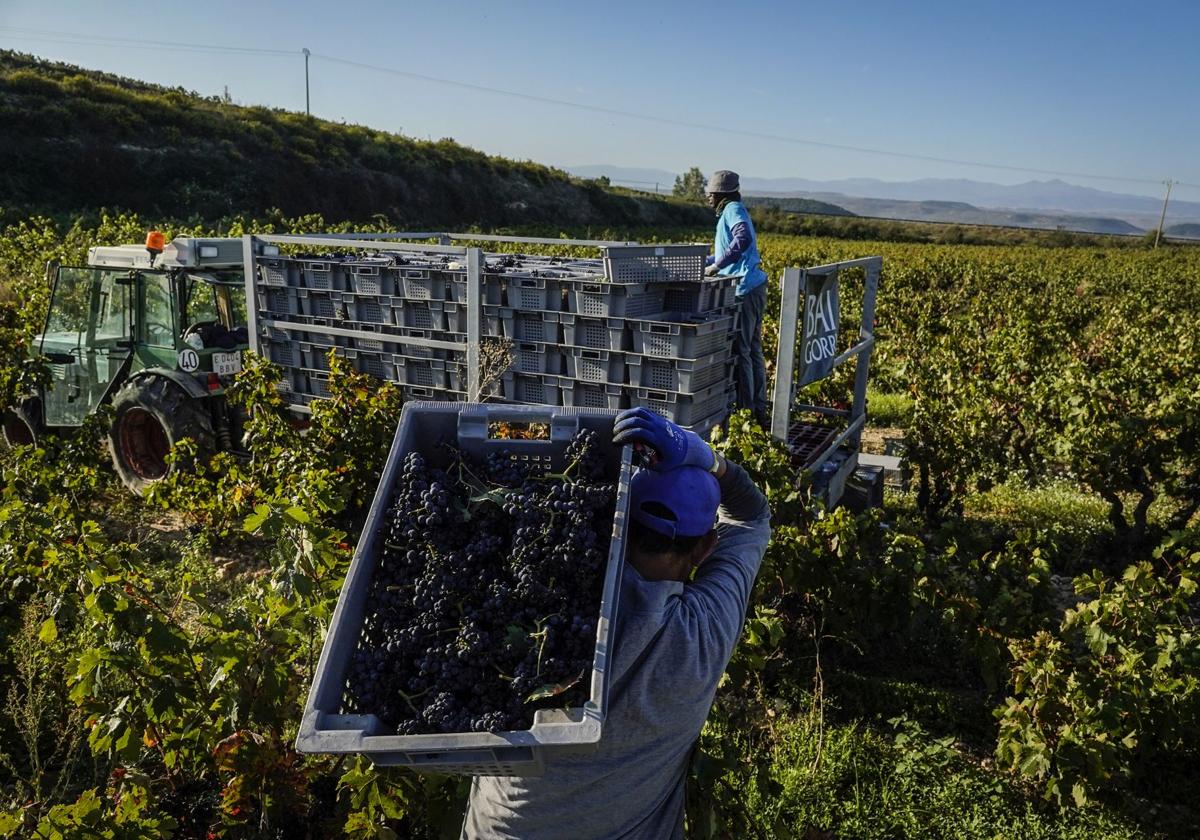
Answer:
[{"left": 145, "top": 230, "right": 165, "bottom": 254}]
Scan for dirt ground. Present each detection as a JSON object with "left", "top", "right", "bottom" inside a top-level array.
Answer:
[{"left": 860, "top": 425, "right": 905, "bottom": 455}]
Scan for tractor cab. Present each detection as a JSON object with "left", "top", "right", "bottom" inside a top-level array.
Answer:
[
  {"left": 37, "top": 234, "right": 251, "bottom": 427},
  {"left": 9, "top": 232, "right": 274, "bottom": 493}
]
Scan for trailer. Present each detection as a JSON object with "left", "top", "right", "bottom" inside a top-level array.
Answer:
[{"left": 9, "top": 229, "right": 884, "bottom": 508}]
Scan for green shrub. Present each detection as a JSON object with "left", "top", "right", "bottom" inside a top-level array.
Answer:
[{"left": 995, "top": 539, "right": 1200, "bottom": 806}]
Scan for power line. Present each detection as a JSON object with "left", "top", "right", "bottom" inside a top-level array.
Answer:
[
  {"left": 2, "top": 25, "right": 1197, "bottom": 191},
  {"left": 308, "top": 52, "right": 1199, "bottom": 190}
]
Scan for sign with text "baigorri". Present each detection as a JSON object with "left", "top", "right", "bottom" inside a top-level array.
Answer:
[{"left": 798, "top": 268, "right": 840, "bottom": 386}]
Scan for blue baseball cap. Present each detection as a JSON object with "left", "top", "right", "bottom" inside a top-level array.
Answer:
[{"left": 630, "top": 466, "right": 720, "bottom": 539}]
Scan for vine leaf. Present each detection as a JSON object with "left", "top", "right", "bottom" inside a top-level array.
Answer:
[{"left": 525, "top": 670, "right": 585, "bottom": 703}]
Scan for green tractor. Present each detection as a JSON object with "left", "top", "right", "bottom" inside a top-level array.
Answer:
[{"left": 3, "top": 233, "right": 273, "bottom": 494}]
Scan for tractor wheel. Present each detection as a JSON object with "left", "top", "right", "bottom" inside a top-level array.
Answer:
[
  {"left": 2, "top": 395, "right": 43, "bottom": 448},
  {"left": 108, "top": 378, "right": 215, "bottom": 496}
]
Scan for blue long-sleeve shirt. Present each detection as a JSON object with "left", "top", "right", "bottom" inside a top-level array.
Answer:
[
  {"left": 462, "top": 461, "right": 772, "bottom": 840},
  {"left": 707, "top": 201, "right": 768, "bottom": 296}
]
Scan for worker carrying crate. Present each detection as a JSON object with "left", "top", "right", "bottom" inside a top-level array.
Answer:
[{"left": 463, "top": 407, "right": 771, "bottom": 839}]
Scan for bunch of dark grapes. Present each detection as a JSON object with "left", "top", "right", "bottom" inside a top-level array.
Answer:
[{"left": 343, "top": 429, "right": 616, "bottom": 735}]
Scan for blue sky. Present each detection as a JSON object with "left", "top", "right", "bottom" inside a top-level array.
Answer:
[{"left": 2, "top": 0, "right": 1197, "bottom": 201}]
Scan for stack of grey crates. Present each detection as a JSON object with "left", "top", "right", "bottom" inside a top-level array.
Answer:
[{"left": 252, "top": 244, "right": 739, "bottom": 434}]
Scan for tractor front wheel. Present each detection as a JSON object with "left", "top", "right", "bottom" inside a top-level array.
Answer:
[
  {"left": 108, "top": 378, "right": 215, "bottom": 495},
  {"left": 2, "top": 395, "right": 43, "bottom": 448}
]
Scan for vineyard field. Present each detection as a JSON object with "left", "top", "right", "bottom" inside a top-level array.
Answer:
[{"left": 0, "top": 212, "right": 1197, "bottom": 838}]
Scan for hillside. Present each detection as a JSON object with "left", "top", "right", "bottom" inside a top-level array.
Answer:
[
  {"left": 1166, "top": 223, "right": 1200, "bottom": 240},
  {"left": 757, "top": 191, "right": 1145, "bottom": 236},
  {"left": 0, "top": 51, "right": 710, "bottom": 228}
]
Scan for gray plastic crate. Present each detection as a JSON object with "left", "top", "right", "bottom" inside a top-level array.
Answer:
[
  {"left": 394, "top": 268, "right": 451, "bottom": 301},
  {"left": 401, "top": 385, "right": 440, "bottom": 402},
  {"left": 299, "top": 340, "right": 345, "bottom": 372},
  {"left": 626, "top": 349, "right": 730, "bottom": 393},
  {"left": 283, "top": 391, "right": 315, "bottom": 409},
  {"left": 564, "top": 348, "right": 626, "bottom": 385},
  {"left": 500, "top": 372, "right": 565, "bottom": 406},
  {"left": 272, "top": 365, "right": 309, "bottom": 396},
  {"left": 561, "top": 380, "right": 627, "bottom": 410},
  {"left": 308, "top": 370, "right": 333, "bottom": 399},
  {"left": 259, "top": 330, "right": 301, "bottom": 368},
  {"left": 355, "top": 350, "right": 391, "bottom": 380},
  {"left": 347, "top": 263, "right": 396, "bottom": 296},
  {"left": 661, "top": 275, "right": 739, "bottom": 314},
  {"left": 341, "top": 292, "right": 389, "bottom": 325},
  {"left": 347, "top": 334, "right": 404, "bottom": 356},
  {"left": 629, "top": 382, "right": 733, "bottom": 426},
  {"left": 298, "top": 288, "right": 342, "bottom": 319},
  {"left": 295, "top": 403, "right": 631, "bottom": 775},
  {"left": 449, "top": 275, "right": 505, "bottom": 305},
  {"left": 300, "top": 260, "right": 344, "bottom": 291},
  {"left": 256, "top": 285, "right": 302, "bottom": 318},
  {"left": 683, "top": 407, "right": 728, "bottom": 439},
  {"left": 393, "top": 299, "right": 467, "bottom": 332},
  {"left": 566, "top": 280, "right": 665, "bottom": 318},
  {"left": 445, "top": 360, "right": 467, "bottom": 392},
  {"left": 506, "top": 276, "right": 564, "bottom": 312},
  {"left": 629, "top": 312, "right": 736, "bottom": 359},
  {"left": 486, "top": 307, "right": 563, "bottom": 344},
  {"left": 393, "top": 356, "right": 449, "bottom": 389},
  {"left": 510, "top": 341, "right": 565, "bottom": 376},
  {"left": 258, "top": 259, "right": 294, "bottom": 287},
  {"left": 560, "top": 314, "right": 627, "bottom": 352},
  {"left": 602, "top": 244, "right": 709, "bottom": 283},
  {"left": 390, "top": 341, "right": 465, "bottom": 362}
]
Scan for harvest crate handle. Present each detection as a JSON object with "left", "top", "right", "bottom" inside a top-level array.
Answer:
[{"left": 458, "top": 404, "right": 579, "bottom": 442}]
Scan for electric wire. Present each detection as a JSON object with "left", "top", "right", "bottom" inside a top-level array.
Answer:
[
  {"left": 1, "top": 25, "right": 1196, "bottom": 190},
  {"left": 310, "top": 53, "right": 1200, "bottom": 190}
]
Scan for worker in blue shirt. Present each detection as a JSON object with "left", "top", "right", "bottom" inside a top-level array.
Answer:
[{"left": 704, "top": 170, "right": 770, "bottom": 428}]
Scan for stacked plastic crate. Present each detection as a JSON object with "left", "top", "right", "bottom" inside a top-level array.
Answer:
[
  {"left": 491, "top": 245, "right": 739, "bottom": 435},
  {"left": 251, "top": 244, "right": 739, "bottom": 433},
  {"left": 254, "top": 251, "right": 484, "bottom": 407}
]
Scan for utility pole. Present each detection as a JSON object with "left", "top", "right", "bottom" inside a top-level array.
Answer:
[
  {"left": 303, "top": 48, "right": 311, "bottom": 116},
  {"left": 1154, "top": 179, "right": 1175, "bottom": 249}
]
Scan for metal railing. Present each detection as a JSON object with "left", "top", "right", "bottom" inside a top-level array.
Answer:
[
  {"left": 241, "top": 231, "right": 713, "bottom": 406},
  {"left": 769, "top": 256, "right": 882, "bottom": 472}
]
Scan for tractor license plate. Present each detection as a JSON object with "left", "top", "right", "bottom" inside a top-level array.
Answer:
[{"left": 212, "top": 351, "right": 242, "bottom": 376}]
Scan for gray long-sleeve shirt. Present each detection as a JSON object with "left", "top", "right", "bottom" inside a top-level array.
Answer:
[{"left": 462, "top": 460, "right": 771, "bottom": 839}]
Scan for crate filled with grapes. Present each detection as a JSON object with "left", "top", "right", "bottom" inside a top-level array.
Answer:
[{"left": 296, "top": 403, "right": 631, "bottom": 776}]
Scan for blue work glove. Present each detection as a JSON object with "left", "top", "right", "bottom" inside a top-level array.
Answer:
[{"left": 612, "top": 408, "right": 714, "bottom": 472}]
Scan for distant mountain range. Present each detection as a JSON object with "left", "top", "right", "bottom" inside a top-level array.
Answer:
[
  {"left": 747, "top": 195, "right": 1141, "bottom": 236},
  {"left": 567, "top": 165, "right": 1200, "bottom": 239}
]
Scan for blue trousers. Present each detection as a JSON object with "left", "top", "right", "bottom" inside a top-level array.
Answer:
[{"left": 733, "top": 282, "right": 768, "bottom": 415}]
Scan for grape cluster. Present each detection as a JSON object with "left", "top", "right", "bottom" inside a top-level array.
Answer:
[{"left": 344, "top": 429, "right": 616, "bottom": 735}]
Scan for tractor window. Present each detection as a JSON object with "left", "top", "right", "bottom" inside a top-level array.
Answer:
[
  {"left": 184, "top": 277, "right": 220, "bottom": 326},
  {"left": 142, "top": 272, "right": 176, "bottom": 347},
  {"left": 45, "top": 267, "right": 94, "bottom": 337},
  {"left": 227, "top": 284, "right": 248, "bottom": 328},
  {"left": 95, "top": 271, "right": 130, "bottom": 341}
]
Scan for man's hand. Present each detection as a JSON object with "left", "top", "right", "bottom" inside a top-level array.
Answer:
[
  {"left": 704, "top": 263, "right": 720, "bottom": 277},
  {"left": 612, "top": 408, "right": 715, "bottom": 472}
]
